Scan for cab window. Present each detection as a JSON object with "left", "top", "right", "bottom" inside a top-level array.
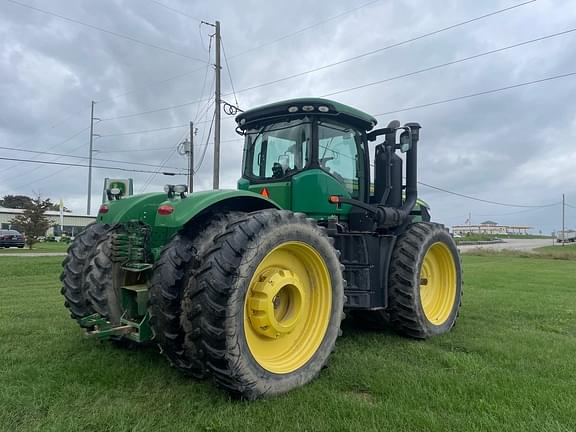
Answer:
[
  {"left": 318, "top": 121, "right": 362, "bottom": 198},
  {"left": 245, "top": 119, "right": 310, "bottom": 180}
]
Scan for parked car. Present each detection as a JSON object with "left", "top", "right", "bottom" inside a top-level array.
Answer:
[{"left": 0, "top": 229, "right": 25, "bottom": 248}]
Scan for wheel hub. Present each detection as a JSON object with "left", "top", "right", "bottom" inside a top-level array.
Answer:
[{"left": 248, "top": 268, "right": 305, "bottom": 339}]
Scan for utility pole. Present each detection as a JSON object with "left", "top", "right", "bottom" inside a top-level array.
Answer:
[
  {"left": 87, "top": 100, "right": 96, "bottom": 215},
  {"left": 188, "top": 121, "right": 194, "bottom": 192},
  {"left": 562, "top": 193, "right": 565, "bottom": 247},
  {"left": 213, "top": 20, "right": 221, "bottom": 190}
]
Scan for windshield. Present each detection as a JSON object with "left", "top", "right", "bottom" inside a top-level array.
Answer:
[{"left": 244, "top": 119, "right": 311, "bottom": 180}]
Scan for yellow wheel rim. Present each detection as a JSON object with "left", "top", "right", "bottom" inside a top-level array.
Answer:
[
  {"left": 419, "top": 242, "right": 457, "bottom": 325},
  {"left": 244, "top": 241, "right": 332, "bottom": 374}
]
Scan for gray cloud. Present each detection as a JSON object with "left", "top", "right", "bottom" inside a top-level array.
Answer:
[{"left": 1, "top": 0, "right": 575, "bottom": 232}]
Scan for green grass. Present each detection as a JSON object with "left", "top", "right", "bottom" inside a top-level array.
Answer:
[
  {"left": 464, "top": 243, "right": 576, "bottom": 261},
  {"left": 0, "top": 242, "right": 68, "bottom": 254},
  {"left": 1, "top": 256, "right": 575, "bottom": 431}
]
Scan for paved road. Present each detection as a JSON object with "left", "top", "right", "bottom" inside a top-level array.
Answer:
[
  {"left": 458, "top": 238, "right": 553, "bottom": 252},
  {"left": 0, "top": 252, "right": 66, "bottom": 257},
  {"left": 0, "top": 239, "right": 554, "bottom": 256}
]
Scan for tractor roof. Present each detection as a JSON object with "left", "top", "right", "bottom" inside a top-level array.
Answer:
[{"left": 235, "top": 98, "right": 378, "bottom": 131}]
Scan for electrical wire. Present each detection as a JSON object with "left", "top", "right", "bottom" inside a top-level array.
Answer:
[
  {"left": 99, "top": 124, "right": 189, "bottom": 138},
  {"left": 99, "top": 0, "right": 535, "bottom": 105},
  {"left": 104, "top": 24, "right": 575, "bottom": 124},
  {"left": 321, "top": 27, "right": 576, "bottom": 99},
  {"left": 0, "top": 146, "right": 186, "bottom": 171},
  {"left": 418, "top": 181, "right": 558, "bottom": 208},
  {"left": 146, "top": 0, "right": 202, "bottom": 22},
  {"left": 221, "top": 37, "right": 239, "bottom": 108},
  {"left": 194, "top": 111, "right": 216, "bottom": 174},
  {"left": 0, "top": 126, "right": 90, "bottom": 181},
  {"left": 373, "top": 71, "right": 576, "bottom": 116},
  {"left": 219, "top": 0, "right": 538, "bottom": 98},
  {"left": 139, "top": 135, "right": 184, "bottom": 192},
  {"left": 0, "top": 156, "right": 184, "bottom": 175},
  {"left": 5, "top": 0, "right": 208, "bottom": 63}
]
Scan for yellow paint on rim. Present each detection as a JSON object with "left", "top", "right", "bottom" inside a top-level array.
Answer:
[
  {"left": 244, "top": 241, "right": 332, "bottom": 374},
  {"left": 419, "top": 242, "right": 457, "bottom": 325}
]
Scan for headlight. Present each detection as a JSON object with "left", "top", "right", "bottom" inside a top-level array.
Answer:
[{"left": 173, "top": 184, "right": 188, "bottom": 194}]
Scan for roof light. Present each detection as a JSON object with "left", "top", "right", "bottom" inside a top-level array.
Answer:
[
  {"left": 98, "top": 204, "right": 109, "bottom": 214},
  {"left": 302, "top": 105, "right": 314, "bottom": 112},
  {"left": 173, "top": 184, "right": 188, "bottom": 194},
  {"left": 318, "top": 105, "right": 329, "bottom": 113},
  {"left": 110, "top": 187, "right": 121, "bottom": 195},
  {"left": 157, "top": 204, "right": 174, "bottom": 215},
  {"left": 288, "top": 106, "right": 299, "bottom": 113}
]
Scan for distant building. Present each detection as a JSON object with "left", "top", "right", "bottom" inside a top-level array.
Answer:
[
  {"left": 452, "top": 220, "right": 531, "bottom": 236},
  {"left": 0, "top": 207, "right": 96, "bottom": 236}
]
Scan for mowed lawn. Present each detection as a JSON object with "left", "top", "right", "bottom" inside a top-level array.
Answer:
[
  {"left": 0, "top": 242, "right": 68, "bottom": 254},
  {"left": 0, "top": 255, "right": 575, "bottom": 432}
]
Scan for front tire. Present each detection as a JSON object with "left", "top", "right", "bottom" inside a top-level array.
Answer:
[
  {"left": 193, "top": 210, "right": 345, "bottom": 399},
  {"left": 60, "top": 223, "right": 109, "bottom": 327},
  {"left": 387, "top": 222, "right": 462, "bottom": 339}
]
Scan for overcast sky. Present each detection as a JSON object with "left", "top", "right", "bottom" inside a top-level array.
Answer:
[{"left": 1, "top": 0, "right": 575, "bottom": 232}]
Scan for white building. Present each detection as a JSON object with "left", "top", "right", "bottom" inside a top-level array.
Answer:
[
  {"left": 0, "top": 207, "right": 96, "bottom": 236},
  {"left": 452, "top": 220, "right": 532, "bottom": 236}
]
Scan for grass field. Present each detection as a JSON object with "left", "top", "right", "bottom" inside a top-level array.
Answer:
[
  {"left": 1, "top": 255, "right": 575, "bottom": 431},
  {"left": 0, "top": 242, "right": 68, "bottom": 254},
  {"left": 463, "top": 243, "right": 576, "bottom": 261}
]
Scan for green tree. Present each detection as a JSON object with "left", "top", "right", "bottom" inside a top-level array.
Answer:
[
  {"left": 0, "top": 194, "right": 33, "bottom": 209},
  {"left": 1, "top": 194, "right": 70, "bottom": 212},
  {"left": 9, "top": 196, "right": 51, "bottom": 249}
]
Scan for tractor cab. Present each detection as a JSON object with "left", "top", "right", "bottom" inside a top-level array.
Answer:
[
  {"left": 236, "top": 98, "right": 376, "bottom": 221},
  {"left": 236, "top": 97, "right": 427, "bottom": 229}
]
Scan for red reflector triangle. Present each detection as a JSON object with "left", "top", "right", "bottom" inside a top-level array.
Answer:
[{"left": 260, "top": 187, "right": 270, "bottom": 198}]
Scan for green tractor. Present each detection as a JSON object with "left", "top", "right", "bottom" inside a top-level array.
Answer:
[{"left": 61, "top": 98, "right": 462, "bottom": 399}]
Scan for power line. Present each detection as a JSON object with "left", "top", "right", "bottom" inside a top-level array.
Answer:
[
  {"left": 0, "top": 146, "right": 186, "bottom": 171},
  {"left": 0, "top": 125, "right": 90, "bottom": 181},
  {"left": 221, "top": 37, "right": 239, "bottom": 107},
  {"left": 100, "top": 0, "right": 533, "bottom": 105},
  {"left": 220, "top": 0, "right": 537, "bottom": 98},
  {"left": 5, "top": 0, "right": 208, "bottom": 63},
  {"left": 373, "top": 71, "right": 576, "bottom": 116},
  {"left": 99, "top": 98, "right": 208, "bottom": 121},
  {"left": 227, "top": 0, "right": 382, "bottom": 60},
  {"left": 321, "top": 27, "right": 576, "bottom": 98},
  {"left": 12, "top": 166, "right": 74, "bottom": 191},
  {"left": 102, "top": 24, "right": 575, "bottom": 124},
  {"left": 140, "top": 133, "right": 185, "bottom": 192},
  {"left": 0, "top": 157, "right": 184, "bottom": 176},
  {"left": 418, "top": 181, "right": 558, "bottom": 208},
  {"left": 99, "top": 124, "right": 189, "bottom": 137},
  {"left": 146, "top": 0, "right": 202, "bottom": 22},
  {"left": 194, "top": 111, "right": 216, "bottom": 173}
]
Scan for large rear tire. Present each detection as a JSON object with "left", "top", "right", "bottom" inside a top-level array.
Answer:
[
  {"left": 148, "top": 213, "right": 241, "bottom": 378},
  {"left": 60, "top": 223, "right": 109, "bottom": 327},
  {"left": 193, "top": 210, "right": 345, "bottom": 399},
  {"left": 387, "top": 222, "right": 462, "bottom": 339}
]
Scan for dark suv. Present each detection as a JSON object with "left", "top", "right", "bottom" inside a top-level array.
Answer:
[{"left": 0, "top": 230, "right": 25, "bottom": 248}]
